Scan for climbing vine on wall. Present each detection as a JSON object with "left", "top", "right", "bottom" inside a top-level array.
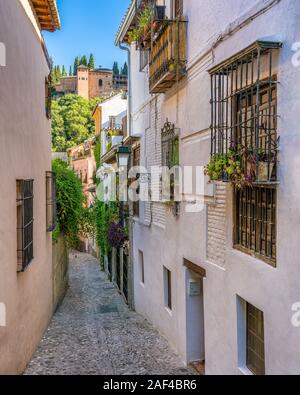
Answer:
[
  {"left": 52, "top": 159, "right": 93, "bottom": 247},
  {"left": 94, "top": 200, "right": 119, "bottom": 256}
]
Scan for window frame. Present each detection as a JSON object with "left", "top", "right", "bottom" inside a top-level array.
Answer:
[
  {"left": 163, "top": 266, "right": 172, "bottom": 311},
  {"left": 46, "top": 171, "right": 57, "bottom": 232},
  {"left": 234, "top": 185, "right": 277, "bottom": 266},
  {"left": 132, "top": 145, "right": 141, "bottom": 218},
  {"left": 45, "top": 74, "right": 52, "bottom": 119},
  {"left": 139, "top": 49, "right": 149, "bottom": 71},
  {"left": 139, "top": 250, "right": 145, "bottom": 285},
  {"left": 161, "top": 120, "right": 180, "bottom": 203},
  {"left": 17, "top": 179, "right": 34, "bottom": 272},
  {"left": 208, "top": 41, "right": 282, "bottom": 185},
  {"left": 246, "top": 302, "right": 265, "bottom": 375}
]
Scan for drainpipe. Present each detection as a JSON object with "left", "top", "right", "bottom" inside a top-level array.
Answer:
[{"left": 118, "top": 43, "right": 135, "bottom": 311}]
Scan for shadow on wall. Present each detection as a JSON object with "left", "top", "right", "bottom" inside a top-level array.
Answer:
[{"left": 52, "top": 233, "right": 69, "bottom": 312}]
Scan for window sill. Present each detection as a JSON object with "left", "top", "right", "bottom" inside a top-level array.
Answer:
[{"left": 233, "top": 245, "right": 276, "bottom": 268}]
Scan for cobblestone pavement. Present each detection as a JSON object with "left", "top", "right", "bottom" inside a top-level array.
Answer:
[{"left": 24, "top": 252, "right": 195, "bottom": 375}]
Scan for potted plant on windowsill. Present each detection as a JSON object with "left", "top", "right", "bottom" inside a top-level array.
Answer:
[
  {"left": 255, "top": 148, "right": 276, "bottom": 182},
  {"left": 204, "top": 147, "right": 256, "bottom": 190}
]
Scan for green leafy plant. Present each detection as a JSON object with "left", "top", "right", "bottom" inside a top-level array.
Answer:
[
  {"left": 51, "top": 94, "right": 105, "bottom": 152},
  {"left": 128, "top": 6, "right": 153, "bottom": 44},
  {"left": 94, "top": 201, "right": 119, "bottom": 256},
  {"left": 205, "top": 147, "right": 256, "bottom": 189},
  {"left": 52, "top": 159, "right": 88, "bottom": 247}
]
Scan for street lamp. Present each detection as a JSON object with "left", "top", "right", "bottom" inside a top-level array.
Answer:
[{"left": 116, "top": 144, "right": 131, "bottom": 168}]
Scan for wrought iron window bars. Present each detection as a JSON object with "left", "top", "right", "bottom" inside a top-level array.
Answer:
[
  {"left": 208, "top": 41, "right": 282, "bottom": 184},
  {"left": 208, "top": 41, "right": 281, "bottom": 264},
  {"left": 46, "top": 171, "right": 57, "bottom": 232},
  {"left": 17, "top": 180, "right": 34, "bottom": 272}
]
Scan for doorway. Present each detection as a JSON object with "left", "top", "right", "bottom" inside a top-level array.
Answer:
[{"left": 185, "top": 260, "right": 206, "bottom": 375}]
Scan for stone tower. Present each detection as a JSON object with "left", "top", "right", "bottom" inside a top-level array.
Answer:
[{"left": 77, "top": 65, "right": 89, "bottom": 99}]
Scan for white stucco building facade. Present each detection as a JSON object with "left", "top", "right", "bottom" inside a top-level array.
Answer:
[{"left": 116, "top": 0, "right": 300, "bottom": 375}]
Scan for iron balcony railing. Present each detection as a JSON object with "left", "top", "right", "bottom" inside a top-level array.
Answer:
[{"left": 149, "top": 19, "right": 187, "bottom": 94}]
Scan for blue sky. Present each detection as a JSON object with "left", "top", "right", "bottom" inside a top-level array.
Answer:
[{"left": 44, "top": 0, "right": 131, "bottom": 71}]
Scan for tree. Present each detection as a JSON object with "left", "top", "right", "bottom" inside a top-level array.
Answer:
[
  {"left": 73, "top": 56, "right": 80, "bottom": 75},
  {"left": 88, "top": 53, "right": 95, "bottom": 69},
  {"left": 121, "top": 61, "right": 128, "bottom": 76},
  {"left": 51, "top": 64, "right": 58, "bottom": 87},
  {"left": 112, "top": 61, "right": 119, "bottom": 75},
  {"left": 69, "top": 66, "right": 73, "bottom": 76},
  {"left": 51, "top": 94, "right": 105, "bottom": 152},
  {"left": 80, "top": 55, "right": 88, "bottom": 67},
  {"left": 56, "top": 65, "right": 61, "bottom": 81},
  {"left": 62, "top": 65, "right": 67, "bottom": 76}
]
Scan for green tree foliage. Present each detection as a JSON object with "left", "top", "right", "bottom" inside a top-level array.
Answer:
[
  {"left": 69, "top": 66, "right": 73, "bottom": 76},
  {"left": 80, "top": 55, "right": 88, "bottom": 67},
  {"left": 112, "top": 61, "right": 119, "bottom": 75},
  {"left": 56, "top": 65, "right": 61, "bottom": 80},
  {"left": 88, "top": 53, "right": 95, "bottom": 69},
  {"left": 94, "top": 140, "right": 101, "bottom": 170},
  {"left": 52, "top": 94, "right": 104, "bottom": 152},
  {"left": 51, "top": 67, "right": 58, "bottom": 87},
  {"left": 121, "top": 62, "right": 128, "bottom": 76},
  {"left": 62, "top": 65, "right": 67, "bottom": 76},
  {"left": 74, "top": 56, "right": 80, "bottom": 75},
  {"left": 52, "top": 159, "right": 85, "bottom": 247}
]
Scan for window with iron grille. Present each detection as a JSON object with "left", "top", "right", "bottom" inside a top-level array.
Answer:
[
  {"left": 133, "top": 145, "right": 140, "bottom": 217},
  {"left": 161, "top": 120, "right": 180, "bottom": 201},
  {"left": 46, "top": 171, "right": 57, "bottom": 232},
  {"left": 45, "top": 74, "right": 52, "bottom": 119},
  {"left": 235, "top": 186, "right": 276, "bottom": 265},
  {"left": 17, "top": 180, "right": 34, "bottom": 272},
  {"left": 162, "top": 121, "right": 179, "bottom": 169},
  {"left": 246, "top": 302, "right": 265, "bottom": 375},
  {"left": 208, "top": 41, "right": 281, "bottom": 184}
]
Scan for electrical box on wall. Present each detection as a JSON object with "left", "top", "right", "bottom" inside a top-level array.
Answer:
[{"left": 188, "top": 280, "right": 201, "bottom": 297}]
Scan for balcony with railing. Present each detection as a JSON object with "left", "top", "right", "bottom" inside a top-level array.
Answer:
[{"left": 149, "top": 18, "right": 187, "bottom": 94}]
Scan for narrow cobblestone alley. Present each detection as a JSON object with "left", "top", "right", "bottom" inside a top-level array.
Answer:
[{"left": 24, "top": 252, "right": 194, "bottom": 375}]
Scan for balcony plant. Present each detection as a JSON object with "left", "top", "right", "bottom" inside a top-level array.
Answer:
[
  {"left": 255, "top": 147, "right": 277, "bottom": 182},
  {"left": 128, "top": 7, "right": 152, "bottom": 44},
  {"left": 205, "top": 146, "right": 255, "bottom": 189}
]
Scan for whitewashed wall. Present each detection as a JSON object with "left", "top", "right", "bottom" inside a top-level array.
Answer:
[{"left": 129, "top": 0, "right": 300, "bottom": 374}]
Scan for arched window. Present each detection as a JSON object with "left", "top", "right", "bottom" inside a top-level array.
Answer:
[{"left": 99, "top": 79, "right": 103, "bottom": 87}]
